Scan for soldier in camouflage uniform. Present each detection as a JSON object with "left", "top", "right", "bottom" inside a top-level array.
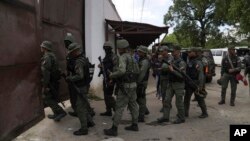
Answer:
[
  {"left": 104, "top": 39, "right": 139, "bottom": 136},
  {"left": 157, "top": 45, "right": 186, "bottom": 124},
  {"left": 64, "top": 33, "right": 95, "bottom": 117},
  {"left": 136, "top": 45, "right": 151, "bottom": 122},
  {"left": 184, "top": 47, "right": 208, "bottom": 118},
  {"left": 218, "top": 46, "right": 241, "bottom": 106},
  {"left": 99, "top": 41, "right": 118, "bottom": 116},
  {"left": 192, "top": 48, "right": 209, "bottom": 101},
  {"left": 158, "top": 46, "right": 173, "bottom": 112},
  {"left": 40, "top": 41, "right": 66, "bottom": 121},
  {"left": 66, "top": 43, "right": 94, "bottom": 135}
]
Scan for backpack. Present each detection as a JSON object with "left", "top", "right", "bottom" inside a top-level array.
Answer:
[
  {"left": 123, "top": 55, "right": 140, "bottom": 83},
  {"left": 83, "top": 57, "right": 95, "bottom": 85}
]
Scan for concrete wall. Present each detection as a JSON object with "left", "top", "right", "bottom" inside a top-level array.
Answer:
[{"left": 85, "top": 0, "right": 121, "bottom": 96}]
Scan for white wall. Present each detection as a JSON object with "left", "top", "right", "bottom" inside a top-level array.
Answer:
[{"left": 85, "top": 0, "right": 121, "bottom": 96}]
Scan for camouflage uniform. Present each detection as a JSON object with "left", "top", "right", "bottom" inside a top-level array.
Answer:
[
  {"left": 157, "top": 45, "right": 186, "bottom": 124},
  {"left": 136, "top": 46, "right": 151, "bottom": 122},
  {"left": 104, "top": 39, "right": 139, "bottom": 136},
  {"left": 159, "top": 46, "right": 173, "bottom": 110},
  {"left": 100, "top": 41, "right": 118, "bottom": 116},
  {"left": 184, "top": 48, "right": 208, "bottom": 118},
  {"left": 40, "top": 41, "right": 66, "bottom": 121},
  {"left": 64, "top": 34, "right": 95, "bottom": 118},
  {"left": 66, "top": 43, "right": 94, "bottom": 135},
  {"left": 219, "top": 46, "right": 241, "bottom": 106}
]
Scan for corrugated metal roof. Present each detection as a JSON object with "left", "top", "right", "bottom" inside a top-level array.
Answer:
[{"left": 106, "top": 19, "right": 169, "bottom": 47}]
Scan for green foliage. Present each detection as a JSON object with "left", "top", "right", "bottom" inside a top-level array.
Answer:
[
  {"left": 227, "top": 0, "right": 250, "bottom": 33},
  {"left": 164, "top": 0, "right": 224, "bottom": 48}
]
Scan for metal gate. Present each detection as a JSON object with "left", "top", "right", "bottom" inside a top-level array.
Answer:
[
  {"left": 0, "top": 1, "right": 44, "bottom": 141},
  {"left": 0, "top": 0, "right": 84, "bottom": 140}
]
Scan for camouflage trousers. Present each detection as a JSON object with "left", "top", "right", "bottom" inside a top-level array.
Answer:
[
  {"left": 136, "top": 84, "right": 147, "bottom": 118},
  {"left": 221, "top": 73, "right": 238, "bottom": 103},
  {"left": 163, "top": 82, "right": 185, "bottom": 120},
  {"left": 43, "top": 82, "right": 65, "bottom": 114},
  {"left": 113, "top": 84, "right": 139, "bottom": 127}
]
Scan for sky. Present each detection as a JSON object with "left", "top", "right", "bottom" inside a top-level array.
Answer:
[{"left": 111, "top": 0, "right": 174, "bottom": 44}]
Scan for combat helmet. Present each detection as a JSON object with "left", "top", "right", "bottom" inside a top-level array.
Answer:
[{"left": 40, "top": 40, "right": 53, "bottom": 51}]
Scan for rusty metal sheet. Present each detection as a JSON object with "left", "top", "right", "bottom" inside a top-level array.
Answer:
[
  {"left": 0, "top": 1, "right": 44, "bottom": 141},
  {"left": 41, "top": 0, "right": 84, "bottom": 102},
  {"left": 42, "top": 0, "right": 66, "bottom": 24},
  {"left": 0, "top": 2, "right": 39, "bottom": 67},
  {"left": 0, "top": 64, "right": 44, "bottom": 141},
  {"left": 64, "top": 0, "right": 83, "bottom": 31}
]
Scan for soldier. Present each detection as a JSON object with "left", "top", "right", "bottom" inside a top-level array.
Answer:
[
  {"left": 64, "top": 33, "right": 95, "bottom": 117},
  {"left": 64, "top": 33, "right": 77, "bottom": 117},
  {"left": 66, "top": 43, "right": 94, "bottom": 135},
  {"left": 218, "top": 46, "right": 241, "bottom": 106},
  {"left": 157, "top": 45, "right": 186, "bottom": 124},
  {"left": 40, "top": 40, "right": 66, "bottom": 121},
  {"left": 136, "top": 45, "right": 151, "bottom": 122},
  {"left": 104, "top": 39, "right": 139, "bottom": 136},
  {"left": 99, "top": 41, "right": 118, "bottom": 116},
  {"left": 192, "top": 48, "right": 209, "bottom": 101},
  {"left": 158, "top": 46, "right": 173, "bottom": 112},
  {"left": 184, "top": 47, "right": 208, "bottom": 118}
]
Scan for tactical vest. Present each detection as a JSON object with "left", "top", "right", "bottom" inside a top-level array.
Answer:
[
  {"left": 223, "top": 56, "right": 240, "bottom": 74},
  {"left": 103, "top": 53, "right": 115, "bottom": 73},
  {"left": 123, "top": 54, "right": 140, "bottom": 83},
  {"left": 186, "top": 59, "right": 199, "bottom": 80},
  {"left": 46, "top": 53, "right": 61, "bottom": 81},
  {"left": 66, "top": 55, "right": 76, "bottom": 73},
  {"left": 73, "top": 56, "right": 91, "bottom": 86},
  {"left": 139, "top": 57, "right": 150, "bottom": 82},
  {"left": 161, "top": 56, "right": 173, "bottom": 76},
  {"left": 169, "top": 58, "right": 184, "bottom": 82}
]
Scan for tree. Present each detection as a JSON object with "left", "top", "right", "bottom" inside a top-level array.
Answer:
[
  {"left": 227, "top": 0, "right": 250, "bottom": 34},
  {"left": 164, "top": 0, "right": 223, "bottom": 48}
]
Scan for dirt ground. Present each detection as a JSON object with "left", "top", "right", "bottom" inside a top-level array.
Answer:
[{"left": 14, "top": 67, "right": 250, "bottom": 141}]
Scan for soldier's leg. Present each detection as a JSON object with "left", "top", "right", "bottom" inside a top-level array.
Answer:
[
  {"left": 230, "top": 76, "right": 237, "bottom": 106},
  {"left": 136, "top": 85, "right": 146, "bottom": 121},
  {"left": 68, "top": 83, "right": 77, "bottom": 115},
  {"left": 195, "top": 94, "right": 208, "bottom": 118},
  {"left": 74, "top": 87, "right": 88, "bottom": 135},
  {"left": 126, "top": 88, "right": 139, "bottom": 131},
  {"left": 219, "top": 74, "right": 230, "bottom": 104},
  {"left": 113, "top": 90, "right": 129, "bottom": 127},
  {"left": 175, "top": 89, "right": 185, "bottom": 121},
  {"left": 160, "top": 80, "right": 168, "bottom": 112},
  {"left": 184, "top": 88, "right": 193, "bottom": 117},
  {"left": 102, "top": 82, "right": 116, "bottom": 115},
  {"left": 163, "top": 86, "right": 174, "bottom": 119}
]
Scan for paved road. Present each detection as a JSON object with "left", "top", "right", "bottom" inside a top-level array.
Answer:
[{"left": 14, "top": 67, "right": 250, "bottom": 141}]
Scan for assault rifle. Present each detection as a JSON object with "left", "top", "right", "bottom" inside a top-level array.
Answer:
[
  {"left": 98, "top": 56, "right": 109, "bottom": 88},
  {"left": 162, "top": 59, "right": 199, "bottom": 90}
]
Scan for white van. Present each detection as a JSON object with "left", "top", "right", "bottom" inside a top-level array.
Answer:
[{"left": 211, "top": 48, "right": 228, "bottom": 66}]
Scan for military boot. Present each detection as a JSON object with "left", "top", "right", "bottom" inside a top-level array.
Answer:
[
  {"left": 68, "top": 111, "right": 77, "bottom": 117},
  {"left": 124, "top": 123, "right": 139, "bottom": 131},
  {"left": 100, "top": 111, "right": 112, "bottom": 116},
  {"left": 138, "top": 116, "right": 145, "bottom": 123},
  {"left": 199, "top": 113, "right": 208, "bottom": 118},
  {"left": 104, "top": 125, "right": 118, "bottom": 136},
  {"left": 73, "top": 128, "right": 88, "bottom": 136},
  {"left": 218, "top": 100, "right": 225, "bottom": 105},
  {"left": 47, "top": 114, "right": 57, "bottom": 119},
  {"left": 157, "top": 117, "right": 169, "bottom": 123},
  {"left": 230, "top": 102, "right": 235, "bottom": 106},
  {"left": 54, "top": 111, "right": 67, "bottom": 122},
  {"left": 173, "top": 118, "right": 185, "bottom": 124}
]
